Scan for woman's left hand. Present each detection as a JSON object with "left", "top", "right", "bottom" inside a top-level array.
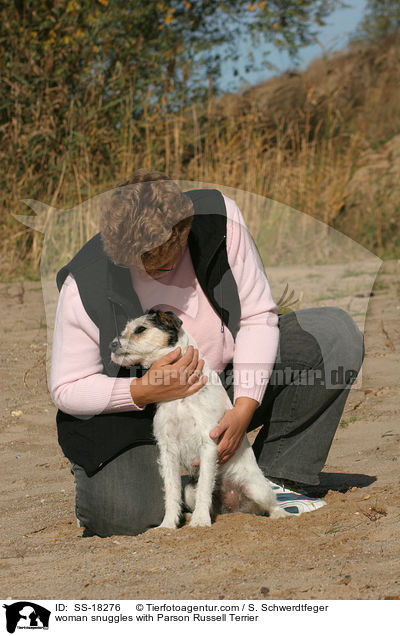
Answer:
[
  {"left": 209, "top": 397, "right": 259, "bottom": 466},
  {"left": 192, "top": 397, "right": 259, "bottom": 468},
  {"left": 208, "top": 409, "right": 247, "bottom": 465}
]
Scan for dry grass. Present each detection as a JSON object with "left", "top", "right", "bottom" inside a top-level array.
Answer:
[{"left": 1, "top": 35, "right": 400, "bottom": 280}]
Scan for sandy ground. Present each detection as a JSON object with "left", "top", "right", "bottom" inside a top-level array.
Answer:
[{"left": 0, "top": 259, "right": 399, "bottom": 601}]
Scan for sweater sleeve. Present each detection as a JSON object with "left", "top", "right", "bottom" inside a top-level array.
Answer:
[
  {"left": 50, "top": 273, "right": 144, "bottom": 417},
  {"left": 224, "top": 195, "right": 279, "bottom": 405}
]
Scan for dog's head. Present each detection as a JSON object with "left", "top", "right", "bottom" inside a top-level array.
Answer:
[{"left": 110, "top": 309, "right": 183, "bottom": 368}]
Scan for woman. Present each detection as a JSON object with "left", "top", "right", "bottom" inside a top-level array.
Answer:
[{"left": 51, "top": 169, "right": 364, "bottom": 536}]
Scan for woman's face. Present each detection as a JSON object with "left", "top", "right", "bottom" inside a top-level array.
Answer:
[
  {"left": 141, "top": 241, "right": 184, "bottom": 279},
  {"left": 141, "top": 219, "right": 192, "bottom": 279}
]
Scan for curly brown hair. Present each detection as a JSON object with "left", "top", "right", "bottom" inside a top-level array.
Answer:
[{"left": 100, "top": 169, "right": 194, "bottom": 268}]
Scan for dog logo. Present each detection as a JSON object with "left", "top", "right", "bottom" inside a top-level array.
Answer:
[
  {"left": 14, "top": 179, "right": 380, "bottom": 392},
  {"left": 2, "top": 602, "right": 50, "bottom": 633}
]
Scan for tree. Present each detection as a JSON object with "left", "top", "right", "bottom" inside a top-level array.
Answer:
[
  {"left": 352, "top": 0, "right": 400, "bottom": 42},
  {"left": 0, "top": 0, "right": 342, "bottom": 201},
  {"left": 2, "top": 0, "right": 342, "bottom": 113}
]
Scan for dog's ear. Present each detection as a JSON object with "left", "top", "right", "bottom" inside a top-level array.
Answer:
[
  {"left": 162, "top": 311, "right": 183, "bottom": 331},
  {"left": 148, "top": 310, "right": 182, "bottom": 347},
  {"left": 152, "top": 310, "right": 182, "bottom": 332},
  {"left": 146, "top": 308, "right": 181, "bottom": 327}
]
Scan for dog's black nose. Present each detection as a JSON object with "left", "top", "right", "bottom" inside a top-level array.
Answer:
[{"left": 110, "top": 338, "right": 121, "bottom": 352}]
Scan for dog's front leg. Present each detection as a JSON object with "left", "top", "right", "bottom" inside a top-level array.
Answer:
[
  {"left": 157, "top": 445, "right": 182, "bottom": 529},
  {"left": 189, "top": 443, "right": 218, "bottom": 527}
]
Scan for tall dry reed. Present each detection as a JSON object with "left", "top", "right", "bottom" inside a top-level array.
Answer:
[{"left": 1, "top": 36, "right": 400, "bottom": 280}]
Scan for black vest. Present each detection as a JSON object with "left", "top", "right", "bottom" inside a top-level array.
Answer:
[{"left": 55, "top": 189, "right": 241, "bottom": 476}]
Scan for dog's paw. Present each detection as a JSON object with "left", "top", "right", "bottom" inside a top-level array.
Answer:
[
  {"left": 189, "top": 513, "right": 212, "bottom": 528},
  {"left": 268, "top": 507, "right": 289, "bottom": 519},
  {"left": 157, "top": 517, "right": 179, "bottom": 529}
]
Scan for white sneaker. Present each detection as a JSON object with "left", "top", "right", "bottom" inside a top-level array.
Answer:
[{"left": 267, "top": 479, "right": 327, "bottom": 515}]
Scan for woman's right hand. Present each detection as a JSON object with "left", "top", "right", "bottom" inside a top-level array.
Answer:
[{"left": 129, "top": 345, "right": 207, "bottom": 407}]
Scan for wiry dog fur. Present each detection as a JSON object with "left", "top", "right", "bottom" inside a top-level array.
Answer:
[{"left": 110, "top": 310, "right": 287, "bottom": 528}]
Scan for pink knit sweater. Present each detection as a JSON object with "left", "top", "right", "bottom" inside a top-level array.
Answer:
[{"left": 50, "top": 194, "right": 279, "bottom": 416}]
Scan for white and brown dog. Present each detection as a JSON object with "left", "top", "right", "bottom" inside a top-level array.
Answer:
[{"left": 110, "top": 310, "right": 287, "bottom": 528}]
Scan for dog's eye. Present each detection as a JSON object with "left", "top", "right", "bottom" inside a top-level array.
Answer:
[{"left": 134, "top": 325, "right": 147, "bottom": 334}]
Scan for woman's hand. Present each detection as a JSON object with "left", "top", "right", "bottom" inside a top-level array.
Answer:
[
  {"left": 129, "top": 345, "right": 206, "bottom": 407},
  {"left": 209, "top": 397, "right": 259, "bottom": 466}
]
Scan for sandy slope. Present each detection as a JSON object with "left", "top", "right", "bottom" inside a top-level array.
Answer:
[{"left": 0, "top": 260, "right": 399, "bottom": 600}]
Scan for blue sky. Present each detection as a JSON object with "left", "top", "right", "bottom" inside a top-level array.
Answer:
[{"left": 219, "top": 0, "right": 368, "bottom": 92}]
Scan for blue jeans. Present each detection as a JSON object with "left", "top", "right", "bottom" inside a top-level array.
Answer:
[{"left": 72, "top": 306, "right": 364, "bottom": 536}]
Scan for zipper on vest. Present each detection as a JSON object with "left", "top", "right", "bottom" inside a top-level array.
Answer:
[
  {"left": 111, "top": 303, "right": 120, "bottom": 344},
  {"left": 206, "top": 234, "right": 226, "bottom": 334},
  {"left": 107, "top": 296, "right": 130, "bottom": 340},
  {"left": 207, "top": 234, "right": 226, "bottom": 272},
  {"left": 219, "top": 261, "right": 224, "bottom": 333}
]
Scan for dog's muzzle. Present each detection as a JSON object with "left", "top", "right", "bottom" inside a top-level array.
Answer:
[{"left": 109, "top": 337, "right": 122, "bottom": 353}]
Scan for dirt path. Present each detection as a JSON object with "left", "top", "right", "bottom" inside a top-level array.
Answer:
[{"left": 0, "top": 260, "right": 399, "bottom": 600}]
